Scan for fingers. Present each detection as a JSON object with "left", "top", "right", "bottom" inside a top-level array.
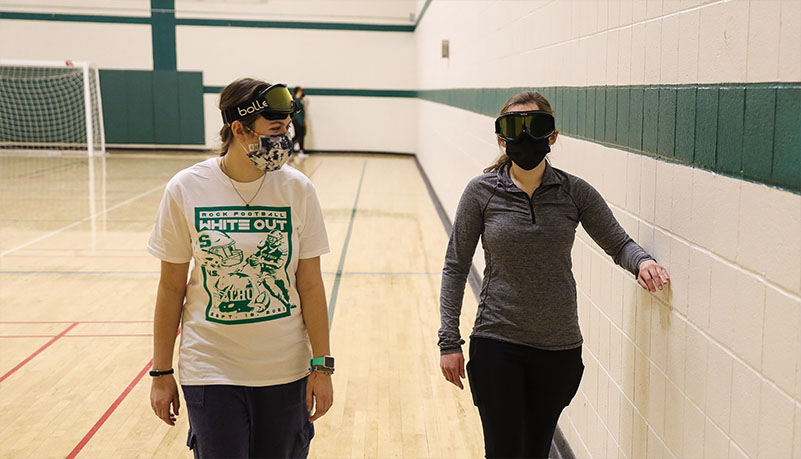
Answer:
[
  {"left": 638, "top": 264, "right": 671, "bottom": 292},
  {"left": 152, "top": 402, "right": 176, "bottom": 426},
  {"left": 306, "top": 382, "right": 314, "bottom": 413},
  {"left": 439, "top": 354, "right": 465, "bottom": 390},
  {"left": 173, "top": 393, "right": 180, "bottom": 417},
  {"left": 309, "top": 393, "right": 333, "bottom": 422}
]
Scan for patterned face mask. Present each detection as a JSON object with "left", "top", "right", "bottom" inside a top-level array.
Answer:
[{"left": 242, "top": 133, "right": 293, "bottom": 172}]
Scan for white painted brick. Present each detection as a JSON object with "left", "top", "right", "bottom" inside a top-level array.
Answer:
[
  {"left": 620, "top": 0, "right": 634, "bottom": 26},
  {"left": 608, "top": 30, "right": 621, "bottom": 85},
  {"left": 608, "top": 381, "right": 621, "bottom": 441},
  {"left": 640, "top": 157, "right": 657, "bottom": 223},
  {"left": 729, "top": 442, "right": 749, "bottom": 459},
  {"left": 653, "top": 230, "right": 672, "bottom": 273},
  {"left": 635, "top": 292, "right": 653, "bottom": 354},
  {"left": 729, "top": 360, "right": 761, "bottom": 458},
  {"left": 779, "top": 0, "right": 801, "bottom": 81},
  {"left": 794, "top": 405, "right": 801, "bottom": 459},
  {"left": 758, "top": 381, "right": 795, "bottom": 459},
  {"left": 586, "top": 357, "right": 599, "bottom": 408},
  {"left": 666, "top": 314, "right": 687, "bottom": 389},
  {"left": 654, "top": 160, "right": 674, "bottom": 229},
  {"left": 664, "top": 381, "right": 685, "bottom": 457},
  {"left": 705, "top": 343, "right": 734, "bottom": 432},
  {"left": 611, "top": 325, "right": 624, "bottom": 386},
  {"left": 608, "top": 0, "right": 622, "bottom": 29},
  {"left": 704, "top": 418, "right": 730, "bottom": 459},
  {"left": 618, "top": 25, "right": 633, "bottom": 85},
  {"left": 600, "top": 313, "right": 611, "bottom": 371},
  {"left": 660, "top": 13, "right": 680, "bottom": 84},
  {"left": 626, "top": 153, "right": 642, "bottom": 214},
  {"left": 648, "top": 362, "right": 667, "bottom": 436},
  {"left": 638, "top": 220, "right": 655, "bottom": 261},
  {"left": 606, "top": 148, "right": 628, "bottom": 208},
  {"left": 689, "top": 168, "right": 717, "bottom": 251},
  {"left": 632, "top": 410, "right": 649, "bottom": 459},
  {"left": 663, "top": 0, "right": 683, "bottom": 14},
  {"left": 732, "top": 272, "right": 765, "bottom": 368},
  {"left": 644, "top": 20, "right": 662, "bottom": 84},
  {"left": 685, "top": 324, "right": 709, "bottom": 408},
  {"left": 762, "top": 288, "right": 801, "bottom": 395},
  {"left": 591, "top": 252, "right": 603, "bottom": 307},
  {"left": 609, "top": 270, "right": 625, "bottom": 329},
  {"left": 688, "top": 247, "right": 712, "bottom": 331},
  {"left": 597, "top": 0, "right": 609, "bottom": 32},
  {"left": 619, "top": 396, "right": 634, "bottom": 457},
  {"left": 697, "top": 0, "right": 749, "bottom": 83},
  {"left": 634, "top": 347, "right": 651, "bottom": 415},
  {"left": 646, "top": 0, "right": 663, "bottom": 19},
  {"left": 598, "top": 370, "right": 610, "bottom": 422},
  {"left": 747, "top": 0, "right": 781, "bottom": 82},
  {"left": 589, "top": 34, "right": 607, "bottom": 86},
  {"left": 671, "top": 164, "right": 694, "bottom": 241},
  {"left": 630, "top": 23, "right": 647, "bottom": 84},
  {"left": 669, "top": 237, "right": 690, "bottom": 316},
  {"left": 650, "top": 300, "right": 670, "bottom": 372},
  {"left": 677, "top": 8, "right": 701, "bottom": 84},
  {"left": 633, "top": 0, "right": 648, "bottom": 23},
  {"left": 684, "top": 398, "right": 706, "bottom": 459},
  {"left": 623, "top": 277, "right": 639, "bottom": 340},
  {"left": 647, "top": 428, "right": 669, "bottom": 459},
  {"left": 591, "top": 299, "right": 601, "bottom": 355},
  {"left": 709, "top": 257, "right": 738, "bottom": 350}
]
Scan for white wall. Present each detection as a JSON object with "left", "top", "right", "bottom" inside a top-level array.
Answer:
[
  {"left": 415, "top": 1, "right": 801, "bottom": 458},
  {"left": 180, "top": 24, "right": 417, "bottom": 150}
]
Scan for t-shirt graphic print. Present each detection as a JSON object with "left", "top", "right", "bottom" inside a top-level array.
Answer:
[{"left": 195, "top": 206, "right": 295, "bottom": 324}]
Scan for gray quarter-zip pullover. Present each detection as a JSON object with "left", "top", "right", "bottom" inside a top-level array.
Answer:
[{"left": 439, "top": 162, "right": 653, "bottom": 353}]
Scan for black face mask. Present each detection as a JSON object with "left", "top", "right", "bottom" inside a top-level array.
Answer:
[{"left": 505, "top": 136, "right": 550, "bottom": 170}]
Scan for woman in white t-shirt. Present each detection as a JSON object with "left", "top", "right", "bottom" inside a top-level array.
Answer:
[{"left": 148, "top": 78, "right": 334, "bottom": 458}]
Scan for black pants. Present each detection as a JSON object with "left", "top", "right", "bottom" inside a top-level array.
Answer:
[
  {"left": 292, "top": 121, "right": 306, "bottom": 152},
  {"left": 467, "top": 337, "right": 584, "bottom": 459},
  {"left": 182, "top": 377, "right": 313, "bottom": 459}
]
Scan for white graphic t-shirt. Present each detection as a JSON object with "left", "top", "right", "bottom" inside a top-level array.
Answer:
[{"left": 148, "top": 158, "right": 330, "bottom": 386}]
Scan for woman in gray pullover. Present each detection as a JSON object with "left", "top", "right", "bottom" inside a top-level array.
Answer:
[{"left": 438, "top": 91, "right": 670, "bottom": 458}]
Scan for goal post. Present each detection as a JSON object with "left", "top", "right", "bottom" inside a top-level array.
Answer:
[{"left": 0, "top": 59, "right": 106, "bottom": 156}]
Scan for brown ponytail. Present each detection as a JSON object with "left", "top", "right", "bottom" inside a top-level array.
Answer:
[
  {"left": 218, "top": 78, "right": 271, "bottom": 156},
  {"left": 484, "top": 91, "right": 555, "bottom": 173}
]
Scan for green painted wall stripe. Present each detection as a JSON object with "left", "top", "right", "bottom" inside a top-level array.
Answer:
[
  {"left": 0, "top": 11, "right": 150, "bottom": 24},
  {"left": 151, "top": 0, "right": 176, "bottom": 70},
  {"left": 414, "top": 0, "right": 433, "bottom": 29},
  {"left": 0, "top": 11, "right": 415, "bottom": 32},
  {"left": 203, "top": 86, "right": 416, "bottom": 98},
  {"left": 418, "top": 84, "right": 801, "bottom": 194},
  {"left": 175, "top": 17, "right": 413, "bottom": 32}
]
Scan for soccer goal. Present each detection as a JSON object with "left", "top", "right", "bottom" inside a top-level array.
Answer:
[{"left": 0, "top": 59, "right": 106, "bottom": 156}]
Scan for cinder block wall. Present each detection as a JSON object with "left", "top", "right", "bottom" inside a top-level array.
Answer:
[{"left": 415, "top": 1, "right": 801, "bottom": 457}]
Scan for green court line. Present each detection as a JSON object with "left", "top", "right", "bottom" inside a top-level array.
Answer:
[{"left": 327, "top": 159, "right": 367, "bottom": 327}]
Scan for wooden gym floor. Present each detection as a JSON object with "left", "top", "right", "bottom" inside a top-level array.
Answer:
[{"left": 0, "top": 153, "right": 483, "bottom": 458}]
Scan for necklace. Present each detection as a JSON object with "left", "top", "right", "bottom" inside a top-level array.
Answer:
[{"left": 221, "top": 157, "right": 267, "bottom": 207}]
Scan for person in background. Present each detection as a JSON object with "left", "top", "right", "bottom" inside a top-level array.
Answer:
[
  {"left": 438, "top": 91, "right": 670, "bottom": 458},
  {"left": 292, "top": 86, "right": 309, "bottom": 158},
  {"left": 148, "top": 77, "right": 335, "bottom": 458}
]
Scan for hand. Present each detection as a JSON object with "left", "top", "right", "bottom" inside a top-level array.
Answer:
[
  {"left": 638, "top": 260, "right": 670, "bottom": 292},
  {"left": 440, "top": 352, "right": 465, "bottom": 389},
  {"left": 306, "top": 371, "right": 333, "bottom": 422},
  {"left": 150, "top": 374, "right": 180, "bottom": 426}
]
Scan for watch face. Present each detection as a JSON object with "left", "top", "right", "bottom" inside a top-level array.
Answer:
[{"left": 324, "top": 356, "right": 335, "bottom": 368}]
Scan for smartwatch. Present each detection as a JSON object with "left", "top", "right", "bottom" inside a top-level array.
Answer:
[{"left": 310, "top": 355, "right": 335, "bottom": 374}]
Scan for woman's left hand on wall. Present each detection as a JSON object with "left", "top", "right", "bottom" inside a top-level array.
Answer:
[
  {"left": 637, "top": 260, "right": 670, "bottom": 292},
  {"left": 306, "top": 371, "right": 333, "bottom": 422}
]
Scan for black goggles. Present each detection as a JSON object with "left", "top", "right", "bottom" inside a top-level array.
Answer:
[
  {"left": 494, "top": 110, "right": 555, "bottom": 141},
  {"left": 221, "top": 83, "right": 299, "bottom": 124}
]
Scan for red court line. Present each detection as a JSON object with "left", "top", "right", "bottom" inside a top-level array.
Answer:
[
  {"left": 0, "top": 334, "right": 153, "bottom": 338},
  {"left": 67, "top": 359, "right": 154, "bottom": 459},
  {"left": 0, "top": 322, "right": 78, "bottom": 383},
  {"left": 0, "top": 320, "right": 152, "bottom": 324}
]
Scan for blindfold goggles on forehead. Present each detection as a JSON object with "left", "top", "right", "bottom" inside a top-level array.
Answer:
[
  {"left": 221, "top": 83, "right": 299, "bottom": 124},
  {"left": 495, "top": 110, "right": 555, "bottom": 142}
]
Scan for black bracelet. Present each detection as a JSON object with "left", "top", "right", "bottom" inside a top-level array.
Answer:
[{"left": 149, "top": 368, "right": 174, "bottom": 377}]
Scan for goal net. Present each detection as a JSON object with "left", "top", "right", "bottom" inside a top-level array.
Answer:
[{"left": 0, "top": 59, "right": 105, "bottom": 156}]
